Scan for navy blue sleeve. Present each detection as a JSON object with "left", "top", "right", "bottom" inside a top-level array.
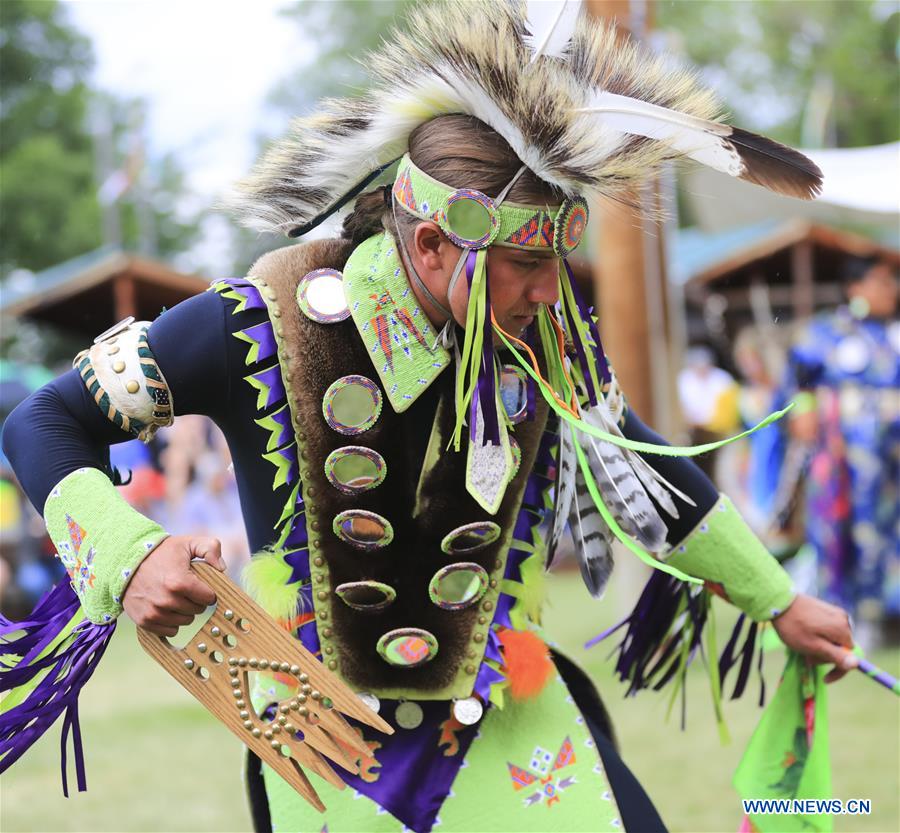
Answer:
[
  {"left": 622, "top": 409, "right": 720, "bottom": 545},
  {"left": 1, "top": 290, "right": 231, "bottom": 512}
]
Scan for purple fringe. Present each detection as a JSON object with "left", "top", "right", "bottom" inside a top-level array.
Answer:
[
  {"left": 586, "top": 571, "right": 768, "bottom": 723},
  {"left": 0, "top": 580, "right": 115, "bottom": 793}
]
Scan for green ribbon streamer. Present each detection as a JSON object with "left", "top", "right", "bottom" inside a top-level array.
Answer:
[{"left": 494, "top": 323, "right": 793, "bottom": 457}]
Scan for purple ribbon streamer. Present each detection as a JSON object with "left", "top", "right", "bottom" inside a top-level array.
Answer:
[
  {"left": 465, "top": 250, "right": 500, "bottom": 445},
  {"left": 563, "top": 259, "right": 611, "bottom": 384}
]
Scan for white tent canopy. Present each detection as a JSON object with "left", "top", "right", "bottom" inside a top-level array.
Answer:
[{"left": 683, "top": 142, "right": 899, "bottom": 236}]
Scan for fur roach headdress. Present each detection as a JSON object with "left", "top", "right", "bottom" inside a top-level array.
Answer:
[{"left": 228, "top": 0, "right": 822, "bottom": 236}]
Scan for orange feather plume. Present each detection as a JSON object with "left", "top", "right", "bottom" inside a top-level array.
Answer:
[{"left": 497, "top": 627, "right": 555, "bottom": 700}]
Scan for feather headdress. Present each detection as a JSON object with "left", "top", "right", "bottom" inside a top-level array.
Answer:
[{"left": 228, "top": 0, "right": 821, "bottom": 235}]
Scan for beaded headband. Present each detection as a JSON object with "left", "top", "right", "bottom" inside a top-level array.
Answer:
[{"left": 392, "top": 155, "right": 588, "bottom": 257}]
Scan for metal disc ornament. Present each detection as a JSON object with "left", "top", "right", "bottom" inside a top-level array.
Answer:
[
  {"left": 296, "top": 268, "right": 350, "bottom": 323},
  {"left": 357, "top": 691, "right": 382, "bottom": 714},
  {"left": 452, "top": 697, "right": 484, "bottom": 726},
  {"left": 553, "top": 196, "right": 589, "bottom": 257},
  {"left": 395, "top": 701, "right": 424, "bottom": 729}
]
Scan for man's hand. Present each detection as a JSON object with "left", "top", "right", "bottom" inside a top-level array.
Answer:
[
  {"left": 772, "top": 593, "right": 859, "bottom": 684},
  {"left": 123, "top": 536, "right": 226, "bottom": 637}
]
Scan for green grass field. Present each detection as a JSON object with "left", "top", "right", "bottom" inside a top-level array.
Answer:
[{"left": 3, "top": 568, "right": 898, "bottom": 833}]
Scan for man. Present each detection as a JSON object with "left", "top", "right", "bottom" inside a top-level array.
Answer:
[
  {"left": 1, "top": 4, "right": 855, "bottom": 832},
  {"left": 786, "top": 256, "right": 900, "bottom": 648}
]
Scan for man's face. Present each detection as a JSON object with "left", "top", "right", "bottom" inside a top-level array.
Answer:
[
  {"left": 447, "top": 245, "right": 561, "bottom": 338},
  {"left": 848, "top": 263, "right": 898, "bottom": 319}
]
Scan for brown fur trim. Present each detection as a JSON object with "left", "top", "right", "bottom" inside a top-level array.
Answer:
[{"left": 249, "top": 238, "right": 549, "bottom": 697}]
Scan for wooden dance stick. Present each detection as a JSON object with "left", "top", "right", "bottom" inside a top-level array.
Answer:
[{"left": 137, "top": 562, "right": 393, "bottom": 812}]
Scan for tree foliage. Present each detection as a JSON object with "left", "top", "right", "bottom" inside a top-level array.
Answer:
[
  {"left": 657, "top": 0, "right": 899, "bottom": 148},
  {"left": 0, "top": 0, "right": 201, "bottom": 275}
]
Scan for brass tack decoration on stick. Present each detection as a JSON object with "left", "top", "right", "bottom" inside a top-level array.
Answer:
[{"left": 137, "top": 562, "right": 394, "bottom": 812}]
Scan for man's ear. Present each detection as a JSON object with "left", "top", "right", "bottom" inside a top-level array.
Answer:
[{"left": 412, "top": 222, "right": 445, "bottom": 272}]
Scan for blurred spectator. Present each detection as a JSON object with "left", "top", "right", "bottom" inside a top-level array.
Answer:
[
  {"left": 784, "top": 256, "right": 900, "bottom": 648},
  {"left": 677, "top": 345, "right": 737, "bottom": 477}
]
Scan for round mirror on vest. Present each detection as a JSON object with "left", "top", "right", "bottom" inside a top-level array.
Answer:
[
  {"left": 325, "top": 446, "right": 386, "bottom": 494},
  {"left": 322, "top": 375, "right": 382, "bottom": 435},
  {"left": 499, "top": 364, "right": 529, "bottom": 423},
  {"left": 376, "top": 628, "right": 439, "bottom": 668},
  {"left": 440, "top": 521, "right": 501, "bottom": 555},
  {"left": 296, "top": 268, "right": 350, "bottom": 323},
  {"left": 335, "top": 580, "right": 397, "bottom": 612},
  {"left": 333, "top": 509, "right": 394, "bottom": 551},
  {"left": 428, "top": 562, "right": 489, "bottom": 610},
  {"left": 438, "top": 189, "right": 500, "bottom": 249}
]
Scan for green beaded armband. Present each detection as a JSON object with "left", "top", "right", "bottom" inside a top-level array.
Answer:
[
  {"left": 44, "top": 467, "right": 168, "bottom": 624},
  {"left": 662, "top": 494, "right": 795, "bottom": 621}
]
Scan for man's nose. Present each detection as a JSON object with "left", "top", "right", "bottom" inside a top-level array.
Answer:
[{"left": 526, "top": 263, "right": 560, "bottom": 306}]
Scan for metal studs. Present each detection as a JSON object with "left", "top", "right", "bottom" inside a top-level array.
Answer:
[
  {"left": 313, "top": 557, "right": 324, "bottom": 568},
  {"left": 248, "top": 658, "right": 258, "bottom": 668},
  {"left": 243, "top": 720, "right": 253, "bottom": 730},
  {"left": 231, "top": 679, "right": 241, "bottom": 689},
  {"left": 280, "top": 662, "right": 290, "bottom": 673},
  {"left": 311, "top": 691, "right": 322, "bottom": 701},
  {"left": 328, "top": 660, "right": 337, "bottom": 670},
  {"left": 258, "top": 660, "right": 269, "bottom": 670},
  {"left": 251, "top": 728, "right": 261, "bottom": 738},
  {"left": 236, "top": 699, "right": 246, "bottom": 708},
  {"left": 324, "top": 646, "right": 333, "bottom": 655},
  {"left": 290, "top": 665, "right": 300, "bottom": 675},
  {"left": 264, "top": 730, "right": 274, "bottom": 740},
  {"left": 465, "top": 664, "right": 476, "bottom": 674},
  {"left": 473, "top": 633, "right": 484, "bottom": 643},
  {"left": 112, "top": 360, "right": 126, "bottom": 373},
  {"left": 495, "top": 559, "right": 503, "bottom": 570},
  {"left": 232, "top": 689, "right": 242, "bottom": 698},
  {"left": 183, "top": 659, "right": 195, "bottom": 670},
  {"left": 239, "top": 710, "right": 249, "bottom": 720},
  {"left": 197, "top": 643, "right": 207, "bottom": 653},
  {"left": 489, "top": 579, "right": 498, "bottom": 589},
  {"left": 298, "top": 706, "right": 309, "bottom": 717},
  {"left": 315, "top": 575, "right": 324, "bottom": 584},
  {"left": 478, "top": 616, "right": 487, "bottom": 625},
  {"left": 482, "top": 601, "right": 494, "bottom": 612},
  {"left": 311, "top": 520, "right": 321, "bottom": 532},
  {"left": 125, "top": 380, "right": 140, "bottom": 394},
  {"left": 317, "top": 590, "right": 328, "bottom": 600},
  {"left": 467, "top": 650, "right": 477, "bottom": 659},
  {"left": 277, "top": 716, "right": 287, "bottom": 726},
  {"left": 306, "top": 487, "right": 315, "bottom": 498},
  {"left": 297, "top": 694, "right": 307, "bottom": 704},
  {"left": 228, "top": 667, "right": 239, "bottom": 677},
  {"left": 323, "top": 628, "right": 333, "bottom": 638},
  {"left": 211, "top": 626, "right": 221, "bottom": 637},
  {"left": 272, "top": 724, "right": 282, "bottom": 735},
  {"left": 284, "top": 723, "right": 295, "bottom": 734},
  {"left": 271, "top": 740, "right": 281, "bottom": 750},
  {"left": 228, "top": 657, "right": 238, "bottom": 666},
  {"left": 223, "top": 610, "right": 234, "bottom": 620},
  {"left": 238, "top": 657, "right": 248, "bottom": 667}
]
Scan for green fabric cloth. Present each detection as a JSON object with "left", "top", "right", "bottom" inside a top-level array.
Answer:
[
  {"left": 263, "top": 673, "right": 623, "bottom": 832},
  {"left": 664, "top": 494, "right": 796, "bottom": 621},
  {"left": 734, "top": 652, "right": 832, "bottom": 833},
  {"left": 343, "top": 232, "right": 451, "bottom": 413},
  {"left": 43, "top": 467, "right": 168, "bottom": 624}
]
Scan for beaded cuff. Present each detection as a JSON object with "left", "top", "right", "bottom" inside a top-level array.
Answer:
[
  {"left": 661, "top": 494, "right": 796, "bottom": 621},
  {"left": 44, "top": 467, "right": 168, "bottom": 624},
  {"left": 74, "top": 318, "right": 174, "bottom": 442}
]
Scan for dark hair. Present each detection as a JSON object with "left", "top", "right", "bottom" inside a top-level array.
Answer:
[
  {"left": 843, "top": 255, "right": 880, "bottom": 285},
  {"left": 341, "top": 115, "right": 562, "bottom": 246}
]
